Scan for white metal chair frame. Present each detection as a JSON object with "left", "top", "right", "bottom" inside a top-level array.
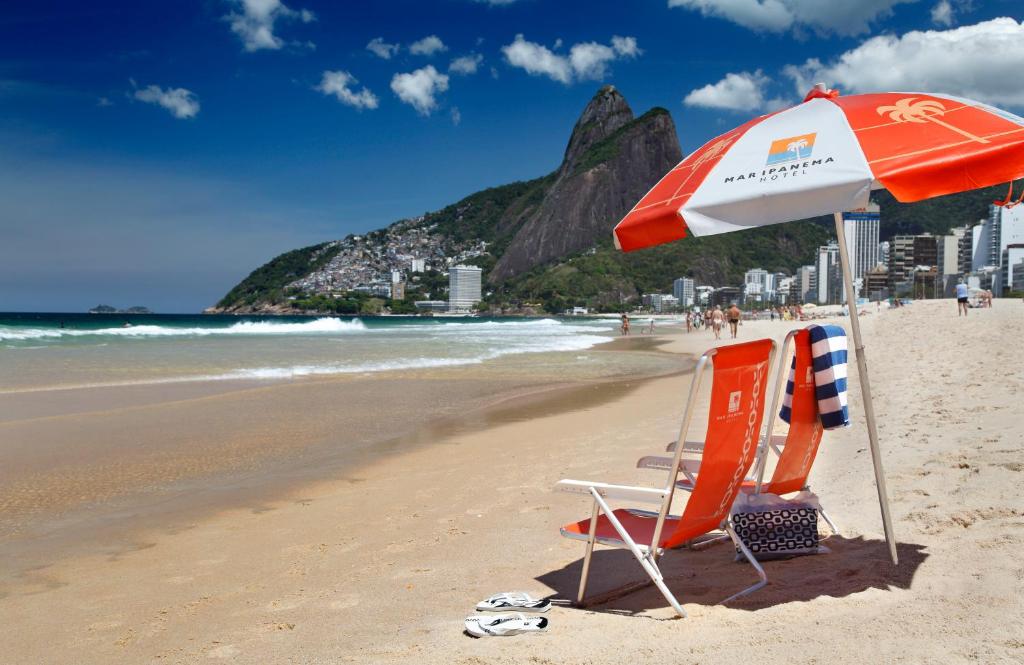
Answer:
[{"left": 555, "top": 342, "right": 776, "bottom": 618}]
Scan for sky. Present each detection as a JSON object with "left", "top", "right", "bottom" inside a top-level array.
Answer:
[{"left": 2, "top": 0, "right": 1022, "bottom": 312}]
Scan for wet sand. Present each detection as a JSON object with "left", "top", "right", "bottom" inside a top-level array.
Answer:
[{"left": 0, "top": 337, "right": 686, "bottom": 586}]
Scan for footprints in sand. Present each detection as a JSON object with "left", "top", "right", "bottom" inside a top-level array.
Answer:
[{"left": 906, "top": 507, "right": 1024, "bottom": 535}]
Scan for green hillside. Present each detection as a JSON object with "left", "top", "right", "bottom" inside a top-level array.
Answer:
[{"left": 216, "top": 242, "right": 340, "bottom": 309}]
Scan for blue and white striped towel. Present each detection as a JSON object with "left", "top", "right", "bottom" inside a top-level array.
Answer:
[{"left": 779, "top": 324, "right": 850, "bottom": 430}]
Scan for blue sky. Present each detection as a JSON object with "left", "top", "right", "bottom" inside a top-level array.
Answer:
[{"left": 2, "top": 0, "right": 1022, "bottom": 312}]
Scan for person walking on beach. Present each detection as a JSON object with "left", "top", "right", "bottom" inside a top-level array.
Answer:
[
  {"left": 704, "top": 308, "right": 713, "bottom": 332},
  {"left": 685, "top": 312, "right": 692, "bottom": 333},
  {"left": 620, "top": 313, "right": 630, "bottom": 336},
  {"left": 711, "top": 305, "right": 724, "bottom": 340},
  {"left": 727, "top": 303, "right": 741, "bottom": 339},
  {"left": 956, "top": 280, "right": 969, "bottom": 316}
]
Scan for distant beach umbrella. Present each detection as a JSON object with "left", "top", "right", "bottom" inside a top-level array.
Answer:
[{"left": 613, "top": 84, "right": 1024, "bottom": 565}]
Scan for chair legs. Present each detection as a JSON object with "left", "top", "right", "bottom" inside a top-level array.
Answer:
[
  {"left": 721, "top": 521, "right": 768, "bottom": 604},
  {"left": 576, "top": 489, "right": 688, "bottom": 618},
  {"left": 818, "top": 507, "right": 840, "bottom": 536},
  {"left": 577, "top": 499, "right": 601, "bottom": 604}
]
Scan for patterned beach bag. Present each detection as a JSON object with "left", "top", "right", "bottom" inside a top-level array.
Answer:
[{"left": 730, "top": 491, "right": 822, "bottom": 559}]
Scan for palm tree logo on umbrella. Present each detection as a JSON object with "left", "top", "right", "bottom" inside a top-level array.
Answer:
[
  {"left": 786, "top": 138, "right": 809, "bottom": 156},
  {"left": 876, "top": 97, "right": 989, "bottom": 144},
  {"left": 766, "top": 133, "right": 816, "bottom": 164}
]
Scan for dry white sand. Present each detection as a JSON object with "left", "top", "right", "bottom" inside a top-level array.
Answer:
[{"left": 1, "top": 299, "right": 1022, "bottom": 663}]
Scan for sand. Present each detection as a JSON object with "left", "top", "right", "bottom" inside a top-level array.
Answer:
[{"left": 1, "top": 300, "right": 1022, "bottom": 663}]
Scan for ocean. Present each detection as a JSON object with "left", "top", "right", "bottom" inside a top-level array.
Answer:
[{"left": 0, "top": 313, "right": 672, "bottom": 393}]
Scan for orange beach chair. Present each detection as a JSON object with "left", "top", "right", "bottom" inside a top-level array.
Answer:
[
  {"left": 555, "top": 338, "right": 776, "bottom": 618},
  {"left": 639, "top": 328, "right": 839, "bottom": 533}
]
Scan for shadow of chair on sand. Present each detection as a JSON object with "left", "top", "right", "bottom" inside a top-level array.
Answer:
[{"left": 536, "top": 536, "right": 928, "bottom": 616}]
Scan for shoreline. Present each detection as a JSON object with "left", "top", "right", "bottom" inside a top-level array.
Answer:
[{"left": 0, "top": 334, "right": 689, "bottom": 588}]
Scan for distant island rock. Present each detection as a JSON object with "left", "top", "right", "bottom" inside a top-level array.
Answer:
[{"left": 88, "top": 305, "right": 152, "bottom": 314}]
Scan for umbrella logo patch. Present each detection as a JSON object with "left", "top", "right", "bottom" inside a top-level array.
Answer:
[{"left": 767, "top": 133, "right": 816, "bottom": 165}]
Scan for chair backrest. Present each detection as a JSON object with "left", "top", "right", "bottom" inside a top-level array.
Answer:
[
  {"left": 663, "top": 338, "right": 774, "bottom": 548},
  {"left": 765, "top": 328, "right": 824, "bottom": 495}
]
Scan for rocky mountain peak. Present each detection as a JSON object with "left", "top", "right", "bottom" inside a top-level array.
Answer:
[
  {"left": 561, "top": 85, "right": 635, "bottom": 172},
  {"left": 489, "top": 88, "right": 682, "bottom": 283}
]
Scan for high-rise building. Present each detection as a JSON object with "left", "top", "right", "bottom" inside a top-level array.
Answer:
[
  {"left": 672, "top": 277, "right": 695, "bottom": 306},
  {"left": 795, "top": 265, "right": 816, "bottom": 303},
  {"left": 842, "top": 202, "right": 881, "bottom": 280},
  {"left": 744, "top": 268, "right": 771, "bottom": 303},
  {"left": 878, "top": 240, "right": 890, "bottom": 269},
  {"left": 888, "top": 235, "right": 916, "bottom": 293},
  {"left": 817, "top": 241, "right": 840, "bottom": 304},
  {"left": 953, "top": 225, "right": 973, "bottom": 275},
  {"left": 410, "top": 258, "right": 426, "bottom": 273},
  {"left": 447, "top": 265, "right": 482, "bottom": 311},
  {"left": 937, "top": 235, "right": 960, "bottom": 276}
]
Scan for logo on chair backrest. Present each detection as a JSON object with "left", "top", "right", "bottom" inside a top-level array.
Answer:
[{"left": 728, "top": 390, "right": 741, "bottom": 413}]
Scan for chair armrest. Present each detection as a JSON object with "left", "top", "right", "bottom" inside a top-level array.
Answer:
[
  {"left": 636, "top": 457, "right": 701, "bottom": 475},
  {"left": 554, "top": 479, "right": 668, "bottom": 504},
  {"left": 667, "top": 434, "right": 785, "bottom": 453},
  {"left": 665, "top": 439, "right": 708, "bottom": 453}
]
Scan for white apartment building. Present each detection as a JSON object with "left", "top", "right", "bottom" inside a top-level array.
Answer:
[
  {"left": 842, "top": 202, "right": 880, "bottom": 281},
  {"left": 672, "top": 277, "right": 695, "bottom": 306},
  {"left": 447, "top": 265, "right": 482, "bottom": 312},
  {"left": 744, "top": 268, "right": 772, "bottom": 302}
]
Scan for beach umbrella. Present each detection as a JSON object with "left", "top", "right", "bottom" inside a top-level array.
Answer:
[{"left": 613, "top": 84, "right": 1024, "bottom": 565}]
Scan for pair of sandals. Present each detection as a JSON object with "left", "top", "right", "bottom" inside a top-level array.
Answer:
[{"left": 463, "top": 592, "right": 551, "bottom": 638}]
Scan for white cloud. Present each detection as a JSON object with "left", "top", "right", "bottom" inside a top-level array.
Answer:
[
  {"left": 316, "top": 70, "right": 379, "bottom": 110},
  {"left": 501, "top": 34, "right": 640, "bottom": 85},
  {"left": 449, "top": 54, "right": 483, "bottom": 75},
  {"left": 366, "top": 37, "right": 399, "bottom": 60},
  {"left": 97, "top": 97, "right": 113, "bottom": 107},
  {"left": 408, "top": 35, "right": 447, "bottom": 56},
  {"left": 133, "top": 84, "right": 200, "bottom": 119},
  {"left": 683, "top": 70, "right": 773, "bottom": 111},
  {"left": 225, "top": 0, "right": 315, "bottom": 52},
  {"left": 502, "top": 35, "right": 572, "bottom": 84},
  {"left": 451, "top": 107, "right": 462, "bottom": 125},
  {"left": 611, "top": 35, "right": 641, "bottom": 58},
  {"left": 930, "top": 0, "right": 953, "bottom": 26},
  {"left": 667, "top": 0, "right": 916, "bottom": 37},
  {"left": 390, "top": 65, "right": 449, "bottom": 115},
  {"left": 783, "top": 18, "right": 1024, "bottom": 108}
]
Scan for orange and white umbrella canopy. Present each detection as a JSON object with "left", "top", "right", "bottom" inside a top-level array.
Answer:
[{"left": 614, "top": 87, "right": 1024, "bottom": 250}]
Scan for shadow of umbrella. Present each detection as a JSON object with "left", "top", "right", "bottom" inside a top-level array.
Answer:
[{"left": 536, "top": 536, "right": 928, "bottom": 616}]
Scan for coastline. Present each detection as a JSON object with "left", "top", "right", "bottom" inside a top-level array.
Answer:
[{"left": 0, "top": 334, "right": 688, "bottom": 588}]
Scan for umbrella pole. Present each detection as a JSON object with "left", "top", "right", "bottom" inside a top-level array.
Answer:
[{"left": 833, "top": 212, "right": 898, "bottom": 565}]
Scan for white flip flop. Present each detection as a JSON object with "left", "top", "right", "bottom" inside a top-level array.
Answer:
[
  {"left": 464, "top": 613, "right": 549, "bottom": 638},
  {"left": 475, "top": 592, "right": 551, "bottom": 613}
]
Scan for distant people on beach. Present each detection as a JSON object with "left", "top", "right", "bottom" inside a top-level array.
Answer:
[
  {"left": 647, "top": 318, "right": 655, "bottom": 334},
  {"left": 704, "top": 308, "right": 713, "bottom": 332},
  {"left": 685, "top": 312, "right": 692, "bottom": 333},
  {"left": 727, "top": 303, "right": 741, "bottom": 338},
  {"left": 711, "top": 305, "right": 724, "bottom": 340},
  {"left": 620, "top": 313, "right": 630, "bottom": 336},
  {"left": 956, "top": 281, "right": 969, "bottom": 316}
]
